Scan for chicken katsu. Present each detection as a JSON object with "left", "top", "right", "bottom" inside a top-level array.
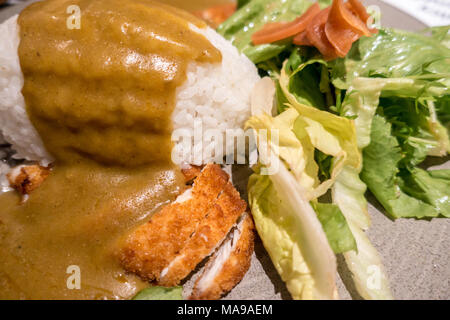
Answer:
[{"left": 120, "top": 164, "right": 251, "bottom": 288}]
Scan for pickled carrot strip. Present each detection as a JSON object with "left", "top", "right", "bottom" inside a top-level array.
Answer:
[
  {"left": 306, "top": 8, "right": 338, "bottom": 60},
  {"left": 326, "top": 0, "right": 363, "bottom": 57},
  {"left": 349, "top": 0, "right": 370, "bottom": 22},
  {"left": 293, "top": 31, "right": 312, "bottom": 46},
  {"left": 194, "top": 3, "right": 237, "bottom": 28},
  {"left": 251, "top": 3, "right": 320, "bottom": 45},
  {"left": 347, "top": 0, "right": 378, "bottom": 33}
]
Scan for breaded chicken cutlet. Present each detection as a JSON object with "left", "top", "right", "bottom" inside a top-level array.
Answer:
[
  {"left": 118, "top": 164, "right": 255, "bottom": 298},
  {"left": 7, "top": 164, "right": 50, "bottom": 195}
]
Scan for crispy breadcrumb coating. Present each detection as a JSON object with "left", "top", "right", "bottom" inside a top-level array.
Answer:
[
  {"left": 119, "top": 164, "right": 254, "bottom": 298},
  {"left": 159, "top": 182, "right": 247, "bottom": 286},
  {"left": 190, "top": 213, "right": 255, "bottom": 300},
  {"left": 7, "top": 165, "right": 50, "bottom": 195},
  {"left": 181, "top": 165, "right": 203, "bottom": 183},
  {"left": 118, "top": 164, "right": 229, "bottom": 282}
]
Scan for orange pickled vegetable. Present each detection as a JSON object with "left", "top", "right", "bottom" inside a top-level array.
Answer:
[
  {"left": 251, "top": 0, "right": 376, "bottom": 61},
  {"left": 194, "top": 3, "right": 237, "bottom": 29},
  {"left": 306, "top": 8, "right": 338, "bottom": 60},
  {"left": 326, "top": 0, "right": 363, "bottom": 57},
  {"left": 347, "top": 0, "right": 378, "bottom": 33},
  {"left": 348, "top": 0, "right": 370, "bottom": 22},
  {"left": 336, "top": 0, "right": 372, "bottom": 36},
  {"left": 251, "top": 3, "right": 320, "bottom": 45},
  {"left": 292, "top": 31, "right": 312, "bottom": 46}
]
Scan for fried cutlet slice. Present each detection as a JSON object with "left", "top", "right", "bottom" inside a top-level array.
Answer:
[
  {"left": 158, "top": 182, "right": 247, "bottom": 286},
  {"left": 190, "top": 212, "right": 255, "bottom": 300},
  {"left": 7, "top": 164, "right": 50, "bottom": 195},
  {"left": 118, "top": 164, "right": 229, "bottom": 282},
  {"left": 181, "top": 165, "right": 203, "bottom": 183}
]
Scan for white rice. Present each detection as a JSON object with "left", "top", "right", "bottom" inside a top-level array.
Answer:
[
  {"left": 0, "top": 15, "right": 53, "bottom": 166},
  {"left": 0, "top": 16, "right": 260, "bottom": 166},
  {"left": 0, "top": 161, "right": 12, "bottom": 193},
  {"left": 173, "top": 25, "right": 260, "bottom": 165}
]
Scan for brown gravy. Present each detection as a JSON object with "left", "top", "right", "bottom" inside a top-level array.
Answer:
[
  {"left": 0, "top": 162, "right": 184, "bottom": 299},
  {"left": 0, "top": 0, "right": 221, "bottom": 299}
]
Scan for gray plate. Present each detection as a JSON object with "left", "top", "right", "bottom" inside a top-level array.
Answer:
[{"left": 1, "top": 0, "right": 448, "bottom": 300}]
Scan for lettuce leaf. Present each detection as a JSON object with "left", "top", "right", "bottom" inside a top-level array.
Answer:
[
  {"left": 284, "top": 49, "right": 329, "bottom": 109},
  {"left": 331, "top": 81, "right": 394, "bottom": 299},
  {"left": 340, "top": 77, "right": 450, "bottom": 149},
  {"left": 312, "top": 202, "right": 357, "bottom": 254},
  {"left": 331, "top": 28, "right": 450, "bottom": 88},
  {"left": 280, "top": 66, "right": 361, "bottom": 171},
  {"left": 249, "top": 173, "right": 319, "bottom": 299},
  {"left": 361, "top": 115, "right": 439, "bottom": 219},
  {"left": 248, "top": 157, "right": 338, "bottom": 299},
  {"left": 422, "top": 25, "right": 450, "bottom": 49},
  {"left": 247, "top": 78, "right": 341, "bottom": 299},
  {"left": 333, "top": 166, "right": 370, "bottom": 229},
  {"left": 340, "top": 78, "right": 386, "bottom": 149},
  {"left": 332, "top": 166, "right": 394, "bottom": 300},
  {"left": 250, "top": 66, "right": 392, "bottom": 299},
  {"left": 333, "top": 28, "right": 450, "bottom": 153},
  {"left": 380, "top": 97, "right": 450, "bottom": 162},
  {"left": 246, "top": 85, "right": 361, "bottom": 201},
  {"left": 342, "top": 217, "right": 394, "bottom": 300},
  {"left": 401, "top": 168, "right": 450, "bottom": 218},
  {"left": 330, "top": 27, "right": 449, "bottom": 223},
  {"left": 246, "top": 108, "right": 317, "bottom": 192},
  {"left": 132, "top": 286, "right": 183, "bottom": 300}
]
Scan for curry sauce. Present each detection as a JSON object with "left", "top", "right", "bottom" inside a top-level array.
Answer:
[
  {"left": 0, "top": 0, "right": 221, "bottom": 299},
  {"left": 18, "top": 0, "right": 221, "bottom": 166},
  {"left": 0, "top": 162, "right": 185, "bottom": 299}
]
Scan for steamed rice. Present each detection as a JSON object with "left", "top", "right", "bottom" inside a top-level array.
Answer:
[
  {"left": 0, "top": 161, "right": 12, "bottom": 193},
  {"left": 0, "top": 15, "right": 53, "bottom": 165},
  {"left": 0, "top": 15, "right": 260, "bottom": 166}
]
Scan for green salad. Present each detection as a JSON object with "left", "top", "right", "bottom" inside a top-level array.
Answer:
[{"left": 219, "top": 0, "right": 450, "bottom": 300}]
